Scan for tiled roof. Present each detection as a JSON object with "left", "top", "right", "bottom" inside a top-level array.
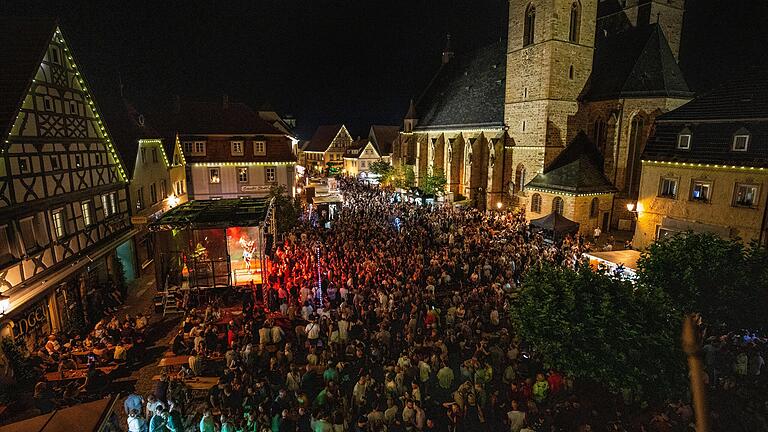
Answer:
[
  {"left": 0, "top": 17, "right": 58, "bottom": 141},
  {"left": 369, "top": 125, "right": 400, "bottom": 155},
  {"left": 656, "top": 69, "right": 768, "bottom": 121},
  {"left": 526, "top": 132, "right": 617, "bottom": 194},
  {"left": 305, "top": 124, "right": 343, "bottom": 152},
  {"left": 415, "top": 39, "right": 506, "bottom": 130},
  {"left": 154, "top": 99, "right": 284, "bottom": 136},
  {"left": 584, "top": 24, "right": 691, "bottom": 101}
]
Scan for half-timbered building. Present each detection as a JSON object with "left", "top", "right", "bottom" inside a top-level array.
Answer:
[{"left": 0, "top": 18, "right": 136, "bottom": 350}]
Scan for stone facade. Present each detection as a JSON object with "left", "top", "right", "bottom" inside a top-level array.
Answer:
[{"left": 526, "top": 189, "right": 614, "bottom": 235}]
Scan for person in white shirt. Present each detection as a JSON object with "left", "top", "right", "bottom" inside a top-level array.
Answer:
[{"left": 127, "top": 409, "right": 148, "bottom": 432}]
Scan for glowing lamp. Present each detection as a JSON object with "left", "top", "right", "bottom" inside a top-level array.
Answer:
[
  {"left": 297, "top": 187, "right": 303, "bottom": 194},
  {"left": 496, "top": 202, "right": 503, "bottom": 209},
  {"left": 168, "top": 195, "right": 180, "bottom": 208},
  {"left": 626, "top": 202, "right": 636, "bottom": 212},
  {"left": 0, "top": 293, "right": 10, "bottom": 316}
]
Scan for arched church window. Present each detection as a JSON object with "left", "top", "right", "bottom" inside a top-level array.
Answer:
[
  {"left": 592, "top": 118, "right": 606, "bottom": 153},
  {"left": 553, "top": 197, "right": 564, "bottom": 215},
  {"left": 515, "top": 163, "right": 526, "bottom": 193},
  {"left": 590, "top": 197, "right": 599, "bottom": 218},
  {"left": 531, "top": 193, "right": 542, "bottom": 213},
  {"left": 626, "top": 115, "right": 646, "bottom": 195},
  {"left": 569, "top": 2, "right": 580, "bottom": 43},
  {"left": 524, "top": 4, "right": 536, "bottom": 46}
]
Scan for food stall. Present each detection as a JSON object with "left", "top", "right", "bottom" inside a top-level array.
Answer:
[{"left": 584, "top": 249, "right": 642, "bottom": 280}]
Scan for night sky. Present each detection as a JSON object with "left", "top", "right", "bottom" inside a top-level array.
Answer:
[{"left": 1, "top": 0, "right": 766, "bottom": 138}]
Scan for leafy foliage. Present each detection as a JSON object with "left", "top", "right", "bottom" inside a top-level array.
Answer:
[
  {"left": 513, "top": 263, "right": 686, "bottom": 401},
  {"left": 268, "top": 184, "right": 302, "bottom": 234},
  {"left": 421, "top": 168, "right": 448, "bottom": 196},
  {"left": 0, "top": 337, "right": 37, "bottom": 385},
  {"left": 392, "top": 166, "right": 415, "bottom": 190},
  {"left": 369, "top": 160, "right": 395, "bottom": 184},
  {"left": 637, "top": 232, "right": 768, "bottom": 330}
]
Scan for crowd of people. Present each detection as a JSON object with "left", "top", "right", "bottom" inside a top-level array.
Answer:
[{"left": 125, "top": 178, "right": 764, "bottom": 431}]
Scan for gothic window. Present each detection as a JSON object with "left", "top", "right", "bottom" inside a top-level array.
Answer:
[
  {"left": 515, "top": 163, "right": 526, "bottom": 193},
  {"left": 531, "top": 193, "right": 542, "bottom": 213},
  {"left": 524, "top": 4, "right": 536, "bottom": 46},
  {"left": 626, "top": 115, "right": 646, "bottom": 195},
  {"left": 569, "top": 2, "right": 580, "bottom": 43},
  {"left": 592, "top": 118, "right": 606, "bottom": 153},
  {"left": 590, "top": 197, "right": 599, "bottom": 218},
  {"left": 553, "top": 197, "right": 564, "bottom": 215}
]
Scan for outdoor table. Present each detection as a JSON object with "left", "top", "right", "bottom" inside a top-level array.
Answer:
[
  {"left": 158, "top": 355, "right": 190, "bottom": 368},
  {"left": 182, "top": 377, "right": 219, "bottom": 391},
  {"left": 44, "top": 366, "right": 118, "bottom": 382}
]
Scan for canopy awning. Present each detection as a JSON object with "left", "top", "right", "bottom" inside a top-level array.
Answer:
[
  {"left": 530, "top": 212, "right": 580, "bottom": 238},
  {"left": 585, "top": 249, "right": 642, "bottom": 272},
  {"left": 148, "top": 198, "right": 273, "bottom": 231}
]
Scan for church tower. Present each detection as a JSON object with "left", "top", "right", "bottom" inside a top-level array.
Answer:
[
  {"left": 505, "top": 0, "right": 598, "bottom": 183},
  {"left": 597, "top": 0, "right": 685, "bottom": 60}
]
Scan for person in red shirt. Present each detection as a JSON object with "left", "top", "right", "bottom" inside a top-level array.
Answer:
[{"left": 547, "top": 369, "right": 564, "bottom": 395}]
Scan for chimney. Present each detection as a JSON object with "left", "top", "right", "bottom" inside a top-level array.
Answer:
[
  {"left": 442, "top": 34, "right": 454, "bottom": 65},
  {"left": 223, "top": 94, "right": 229, "bottom": 110},
  {"left": 173, "top": 95, "right": 181, "bottom": 113}
]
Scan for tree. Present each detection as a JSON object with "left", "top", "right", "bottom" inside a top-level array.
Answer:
[
  {"left": 369, "top": 160, "right": 395, "bottom": 184},
  {"left": 268, "top": 184, "right": 301, "bottom": 234},
  {"left": 392, "top": 165, "right": 415, "bottom": 190},
  {"left": 512, "top": 263, "right": 686, "bottom": 401},
  {"left": 422, "top": 168, "right": 448, "bottom": 196},
  {"left": 636, "top": 232, "right": 767, "bottom": 330}
]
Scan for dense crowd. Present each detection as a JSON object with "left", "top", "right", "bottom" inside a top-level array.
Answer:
[{"left": 125, "top": 178, "right": 764, "bottom": 431}]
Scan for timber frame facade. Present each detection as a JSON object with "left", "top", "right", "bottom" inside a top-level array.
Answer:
[{"left": 0, "top": 21, "right": 136, "bottom": 349}]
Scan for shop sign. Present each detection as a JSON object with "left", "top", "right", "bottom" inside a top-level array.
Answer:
[
  {"left": 12, "top": 302, "right": 49, "bottom": 336},
  {"left": 241, "top": 185, "right": 271, "bottom": 192},
  {"left": 131, "top": 216, "right": 148, "bottom": 225}
]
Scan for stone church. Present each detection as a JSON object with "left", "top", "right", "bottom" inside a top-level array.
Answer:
[{"left": 392, "top": 0, "right": 693, "bottom": 234}]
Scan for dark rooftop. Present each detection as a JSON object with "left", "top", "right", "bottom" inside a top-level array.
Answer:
[
  {"left": 526, "top": 132, "right": 617, "bottom": 194},
  {"left": 304, "top": 124, "right": 344, "bottom": 152},
  {"left": 152, "top": 99, "right": 284, "bottom": 136},
  {"left": 368, "top": 125, "right": 400, "bottom": 155},
  {"left": 414, "top": 39, "right": 506, "bottom": 130},
  {"left": 584, "top": 24, "right": 692, "bottom": 101},
  {"left": 149, "top": 198, "right": 272, "bottom": 231},
  {"left": 0, "top": 17, "right": 57, "bottom": 142}
]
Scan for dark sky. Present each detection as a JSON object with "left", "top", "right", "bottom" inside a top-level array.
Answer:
[{"left": 1, "top": 0, "right": 766, "bottom": 138}]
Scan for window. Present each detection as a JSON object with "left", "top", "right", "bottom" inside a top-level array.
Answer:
[
  {"left": 0, "top": 224, "right": 16, "bottom": 265},
  {"left": 569, "top": 65, "right": 574, "bottom": 80},
  {"left": 173, "top": 153, "right": 180, "bottom": 165},
  {"left": 690, "top": 180, "right": 712, "bottom": 202},
  {"left": 626, "top": 115, "right": 645, "bottom": 194},
  {"left": 43, "top": 96, "right": 53, "bottom": 111},
  {"left": 50, "top": 155, "right": 60, "bottom": 170},
  {"left": 515, "top": 164, "right": 526, "bottom": 193},
  {"left": 81, "top": 201, "right": 93, "bottom": 226},
  {"left": 160, "top": 180, "right": 167, "bottom": 199},
  {"left": 732, "top": 134, "right": 749, "bottom": 151},
  {"left": 524, "top": 4, "right": 536, "bottom": 46},
  {"left": 150, "top": 183, "right": 157, "bottom": 204},
  {"left": 569, "top": 2, "right": 580, "bottom": 43},
  {"left": 209, "top": 168, "right": 221, "bottom": 184},
  {"left": 175, "top": 181, "right": 183, "bottom": 196},
  {"left": 52, "top": 209, "right": 66, "bottom": 239},
  {"left": 75, "top": 154, "right": 82, "bottom": 168},
  {"left": 20, "top": 214, "right": 47, "bottom": 252},
  {"left": 677, "top": 133, "right": 691, "bottom": 150},
  {"left": 254, "top": 141, "right": 266, "bottom": 155},
  {"left": 361, "top": 161, "right": 366, "bottom": 169},
  {"left": 593, "top": 119, "right": 606, "bottom": 153},
  {"left": 141, "top": 148, "right": 146, "bottom": 163},
  {"left": 590, "top": 197, "right": 599, "bottom": 218},
  {"left": 110, "top": 192, "right": 117, "bottom": 215},
  {"left": 136, "top": 188, "right": 144, "bottom": 210},
  {"left": 231, "top": 141, "right": 244, "bottom": 156},
  {"left": 659, "top": 177, "right": 678, "bottom": 198},
  {"left": 50, "top": 46, "right": 60, "bottom": 64},
  {"left": 238, "top": 167, "right": 248, "bottom": 183},
  {"left": 265, "top": 167, "right": 276, "bottom": 183},
  {"left": 69, "top": 101, "right": 77, "bottom": 115},
  {"left": 102, "top": 194, "right": 111, "bottom": 215},
  {"left": 553, "top": 197, "right": 564, "bottom": 215},
  {"left": 733, "top": 183, "right": 759, "bottom": 207},
  {"left": 18, "top": 157, "right": 29, "bottom": 173},
  {"left": 194, "top": 141, "right": 206, "bottom": 154},
  {"left": 102, "top": 193, "right": 118, "bottom": 216},
  {"left": 522, "top": 120, "right": 526, "bottom": 132},
  {"left": 95, "top": 153, "right": 102, "bottom": 165},
  {"left": 211, "top": 196, "right": 222, "bottom": 200},
  {"left": 152, "top": 148, "right": 158, "bottom": 163},
  {"left": 531, "top": 193, "right": 542, "bottom": 213},
  {"left": 183, "top": 142, "right": 193, "bottom": 153}
]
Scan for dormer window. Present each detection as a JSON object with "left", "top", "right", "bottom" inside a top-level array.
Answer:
[
  {"left": 732, "top": 130, "right": 750, "bottom": 152},
  {"left": 677, "top": 129, "right": 691, "bottom": 150}
]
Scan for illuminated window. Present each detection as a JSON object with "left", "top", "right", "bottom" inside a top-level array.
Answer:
[
  {"left": 52, "top": 209, "right": 66, "bottom": 239},
  {"left": 265, "top": 167, "right": 276, "bottom": 183},
  {"left": 531, "top": 193, "right": 542, "bottom": 213},
  {"left": 75, "top": 154, "right": 82, "bottom": 168},
  {"left": 677, "top": 132, "right": 691, "bottom": 149},
  {"left": 238, "top": 167, "right": 248, "bottom": 183},
  {"left": 136, "top": 188, "right": 144, "bottom": 210},
  {"left": 209, "top": 168, "right": 221, "bottom": 184},
  {"left": 81, "top": 201, "right": 92, "bottom": 226},
  {"left": 552, "top": 197, "right": 564, "bottom": 215},
  {"left": 231, "top": 141, "right": 244, "bottom": 156},
  {"left": 732, "top": 134, "right": 749, "bottom": 151},
  {"left": 659, "top": 177, "right": 678, "bottom": 198},
  {"left": 254, "top": 141, "right": 266, "bottom": 155},
  {"left": 691, "top": 180, "right": 712, "bottom": 202},
  {"left": 733, "top": 183, "right": 759, "bottom": 208}
]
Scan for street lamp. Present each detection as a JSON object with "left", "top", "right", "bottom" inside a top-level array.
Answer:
[
  {"left": 0, "top": 293, "right": 10, "bottom": 317},
  {"left": 167, "top": 194, "right": 180, "bottom": 208},
  {"left": 496, "top": 201, "right": 503, "bottom": 210},
  {"left": 626, "top": 202, "right": 636, "bottom": 212}
]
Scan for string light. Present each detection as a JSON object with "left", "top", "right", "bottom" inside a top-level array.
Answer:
[{"left": 642, "top": 160, "right": 765, "bottom": 171}]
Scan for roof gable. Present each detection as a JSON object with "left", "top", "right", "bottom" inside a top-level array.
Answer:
[
  {"left": 305, "top": 124, "right": 347, "bottom": 152},
  {"left": 585, "top": 24, "right": 691, "bottom": 101},
  {"left": 368, "top": 125, "right": 399, "bottom": 155},
  {"left": 526, "top": 132, "right": 617, "bottom": 194}
]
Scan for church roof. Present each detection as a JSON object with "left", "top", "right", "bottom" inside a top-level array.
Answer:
[
  {"left": 0, "top": 17, "right": 58, "bottom": 142},
  {"left": 414, "top": 39, "right": 506, "bottom": 130},
  {"left": 584, "top": 24, "right": 692, "bottom": 101},
  {"left": 368, "top": 125, "right": 400, "bottom": 155},
  {"left": 305, "top": 124, "right": 344, "bottom": 152},
  {"left": 526, "top": 132, "right": 617, "bottom": 194}
]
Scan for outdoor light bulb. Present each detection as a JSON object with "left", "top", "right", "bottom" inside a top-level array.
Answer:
[
  {"left": 0, "top": 294, "right": 10, "bottom": 315},
  {"left": 496, "top": 202, "right": 502, "bottom": 209},
  {"left": 168, "top": 195, "right": 180, "bottom": 207},
  {"left": 626, "top": 203, "right": 635, "bottom": 212},
  {"left": 297, "top": 187, "right": 303, "bottom": 194}
]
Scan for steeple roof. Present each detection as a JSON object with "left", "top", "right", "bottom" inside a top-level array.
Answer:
[{"left": 525, "top": 132, "right": 617, "bottom": 194}]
